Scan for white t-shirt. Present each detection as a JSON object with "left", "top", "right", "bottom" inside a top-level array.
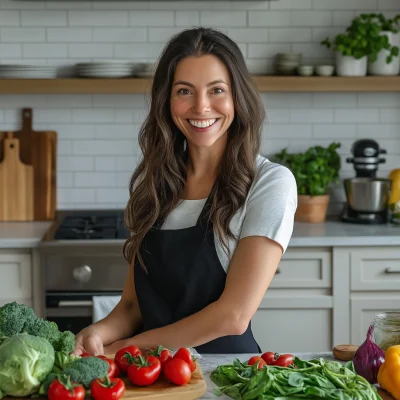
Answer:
[{"left": 161, "top": 155, "right": 297, "bottom": 273}]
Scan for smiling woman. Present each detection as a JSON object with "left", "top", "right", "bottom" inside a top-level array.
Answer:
[{"left": 72, "top": 27, "right": 297, "bottom": 357}]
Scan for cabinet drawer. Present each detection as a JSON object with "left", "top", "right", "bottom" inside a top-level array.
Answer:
[
  {"left": 0, "top": 253, "right": 32, "bottom": 299},
  {"left": 270, "top": 248, "right": 331, "bottom": 288},
  {"left": 351, "top": 248, "right": 400, "bottom": 291}
]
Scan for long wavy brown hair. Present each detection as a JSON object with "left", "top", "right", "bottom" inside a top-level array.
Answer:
[{"left": 123, "top": 27, "right": 265, "bottom": 270}]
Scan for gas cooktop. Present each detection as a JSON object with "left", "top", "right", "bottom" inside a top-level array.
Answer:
[{"left": 44, "top": 210, "right": 130, "bottom": 241}]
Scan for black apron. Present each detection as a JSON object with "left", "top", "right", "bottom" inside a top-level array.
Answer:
[{"left": 134, "top": 193, "right": 260, "bottom": 353}]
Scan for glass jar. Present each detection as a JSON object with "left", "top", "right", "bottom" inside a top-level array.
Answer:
[{"left": 373, "top": 312, "right": 400, "bottom": 351}]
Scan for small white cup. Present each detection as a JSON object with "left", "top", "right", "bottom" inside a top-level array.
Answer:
[
  {"left": 297, "top": 65, "right": 314, "bottom": 76},
  {"left": 316, "top": 65, "right": 335, "bottom": 76}
]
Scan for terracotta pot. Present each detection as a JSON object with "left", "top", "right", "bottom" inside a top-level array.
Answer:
[{"left": 295, "top": 195, "right": 330, "bottom": 223}]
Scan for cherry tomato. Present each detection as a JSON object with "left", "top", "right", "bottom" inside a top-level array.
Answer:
[
  {"left": 273, "top": 353, "right": 294, "bottom": 367},
  {"left": 163, "top": 358, "right": 192, "bottom": 386},
  {"left": 248, "top": 356, "right": 266, "bottom": 369},
  {"left": 261, "top": 351, "right": 276, "bottom": 365},
  {"left": 127, "top": 355, "right": 161, "bottom": 386},
  {"left": 91, "top": 376, "right": 125, "bottom": 400},
  {"left": 173, "top": 347, "right": 196, "bottom": 372},
  {"left": 80, "top": 352, "right": 93, "bottom": 357},
  {"left": 146, "top": 345, "right": 172, "bottom": 366},
  {"left": 114, "top": 345, "right": 142, "bottom": 373},
  {"left": 48, "top": 377, "right": 85, "bottom": 400}
]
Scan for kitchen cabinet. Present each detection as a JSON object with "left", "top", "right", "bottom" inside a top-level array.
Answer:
[
  {"left": 0, "top": 248, "right": 43, "bottom": 317},
  {"left": 252, "top": 247, "right": 334, "bottom": 352}
]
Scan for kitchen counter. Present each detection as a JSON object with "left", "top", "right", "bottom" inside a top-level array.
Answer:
[
  {"left": 0, "top": 221, "right": 52, "bottom": 248},
  {"left": 0, "top": 218, "right": 399, "bottom": 249},
  {"left": 197, "top": 352, "right": 391, "bottom": 399}
]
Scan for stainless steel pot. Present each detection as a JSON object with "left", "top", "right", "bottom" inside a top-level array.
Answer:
[{"left": 344, "top": 178, "right": 392, "bottom": 212}]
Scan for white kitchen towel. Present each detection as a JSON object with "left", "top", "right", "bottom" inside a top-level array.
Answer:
[{"left": 92, "top": 295, "right": 121, "bottom": 323}]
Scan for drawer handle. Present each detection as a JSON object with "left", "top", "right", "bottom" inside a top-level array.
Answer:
[
  {"left": 384, "top": 268, "right": 400, "bottom": 274},
  {"left": 275, "top": 268, "right": 281, "bottom": 274},
  {"left": 58, "top": 300, "right": 93, "bottom": 307}
]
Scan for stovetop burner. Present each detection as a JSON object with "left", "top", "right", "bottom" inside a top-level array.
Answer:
[{"left": 54, "top": 210, "right": 130, "bottom": 240}]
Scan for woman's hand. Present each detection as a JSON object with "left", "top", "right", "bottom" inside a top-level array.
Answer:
[
  {"left": 103, "top": 339, "right": 129, "bottom": 356},
  {"left": 71, "top": 325, "right": 104, "bottom": 356}
]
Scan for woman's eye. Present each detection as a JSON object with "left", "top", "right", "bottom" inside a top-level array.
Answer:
[
  {"left": 212, "top": 87, "right": 224, "bottom": 94},
  {"left": 177, "top": 88, "right": 191, "bottom": 95}
]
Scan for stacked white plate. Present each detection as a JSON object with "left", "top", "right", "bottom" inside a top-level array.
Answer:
[
  {"left": 76, "top": 61, "right": 133, "bottom": 78},
  {"left": 0, "top": 64, "right": 57, "bottom": 79}
]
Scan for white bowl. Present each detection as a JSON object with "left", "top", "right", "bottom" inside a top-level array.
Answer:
[
  {"left": 297, "top": 65, "right": 314, "bottom": 76},
  {"left": 316, "top": 65, "right": 335, "bottom": 76}
]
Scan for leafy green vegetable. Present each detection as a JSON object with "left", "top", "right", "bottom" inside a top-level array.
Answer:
[
  {"left": 0, "top": 333, "right": 55, "bottom": 398},
  {"left": 211, "top": 357, "right": 382, "bottom": 400},
  {"left": 39, "top": 356, "right": 109, "bottom": 394},
  {"left": 52, "top": 351, "right": 80, "bottom": 374},
  {"left": 0, "top": 301, "right": 75, "bottom": 353}
]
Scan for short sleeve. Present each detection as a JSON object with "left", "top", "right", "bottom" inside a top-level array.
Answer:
[{"left": 239, "top": 161, "right": 297, "bottom": 253}]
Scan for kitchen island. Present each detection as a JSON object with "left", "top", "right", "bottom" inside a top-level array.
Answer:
[{"left": 197, "top": 353, "right": 393, "bottom": 400}]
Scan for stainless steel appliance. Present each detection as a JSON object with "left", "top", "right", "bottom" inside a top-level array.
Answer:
[
  {"left": 40, "top": 210, "right": 130, "bottom": 333},
  {"left": 341, "top": 140, "right": 391, "bottom": 224}
]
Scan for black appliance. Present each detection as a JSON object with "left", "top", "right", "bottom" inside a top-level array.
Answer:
[{"left": 341, "top": 139, "right": 389, "bottom": 224}]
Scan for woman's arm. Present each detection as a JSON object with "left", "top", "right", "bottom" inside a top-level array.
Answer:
[
  {"left": 72, "top": 261, "right": 142, "bottom": 355},
  {"left": 104, "top": 235, "right": 283, "bottom": 353}
]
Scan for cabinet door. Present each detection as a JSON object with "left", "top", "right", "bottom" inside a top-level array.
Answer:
[
  {"left": 252, "top": 305, "right": 332, "bottom": 353},
  {"left": 351, "top": 297, "right": 400, "bottom": 345},
  {"left": 0, "top": 253, "right": 32, "bottom": 306}
]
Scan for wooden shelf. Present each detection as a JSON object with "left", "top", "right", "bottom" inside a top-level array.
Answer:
[{"left": 0, "top": 76, "right": 400, "bottom": 94}]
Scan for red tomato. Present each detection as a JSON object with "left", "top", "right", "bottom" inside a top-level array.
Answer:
[
  {"left": 97, "top": 357, "right": 120, "bottom": 378},
  {"left": 114, "top": 345, "right": 142, "bottom": 373},
  {"left": 91, "top": 376, "right": 125, "bottom": 400},
  {"left": 163, "top": 358, "right": 192, "bottom": 386},
  {"left": 80, "top": 352, "right": 93, "bottom": 357},
  {"left": 248, "top": 356, "right": 266, "bottom": 369},
  {"left": 147, "top": 345, "right": 172, "bottom": 366},
  {"left": 48, "top": 377, "right": 85, "bottom": 400},
  {"left": 127, "top": 355, "right": 161, "bottom": 386},
  {"left": 273, "top": 353, "right": 294, "bottom": 367},
  {"left": 261, "top": 351, "right": 276, "bottom": 365},
  {"left": 173, "top": 347, "right": 196, "bottom": 372}
]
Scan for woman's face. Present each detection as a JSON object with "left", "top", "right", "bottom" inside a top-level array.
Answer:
[{"left": 170, "top": 54, "right": 235, "bottom": 151}]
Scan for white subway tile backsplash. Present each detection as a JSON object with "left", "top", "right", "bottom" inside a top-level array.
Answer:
[
  {"left": 92, "top": 28, "right": 147, "bottom": 43},
  {"left": 1, "top": 28, "right": 45, "bottom": 42},
  {"left": 312, "top": 0, "right": 378, "bottom": 10},
  {"left": 0, "top": 0, "right": 399, "bottom": 210},
  {"left": 0, "top": 11, "right": 19, "bottom": 26},
  {"left": 335, "top": 109, "right": 380, "bottom": 123},
  {"left": 175, "top": 11, "right": 200, "bottom": 27},
  {"left": 249, "top": 11, "right": 291, "bottom": 27},
  {"left": 129, "top": 11, "right": 174, "bottom": 27},
  {"left": 268, "top": 28, "right": 311, "bottom": 43},
  {"left": 23, "top": 43, "right": 68, "bottom": 58},
  {"left": 47, "top": 28, "right": 91, "bottom": 43},
  {"left": 59, "top": 156, "right": 95, "bottom": 172},
  {"left": 68, "top": 11, "right": 128, "bottom": 27},
  {"left": 21, "top": 11, "right": 66, "bottom": 26}
]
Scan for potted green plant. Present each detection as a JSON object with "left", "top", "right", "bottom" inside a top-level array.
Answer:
[
  {"left": 358, "top": 13, "right": 400, "bottom": 75},
  {"left": 274, "top": 143, "right": 341, "bottom": 223}
]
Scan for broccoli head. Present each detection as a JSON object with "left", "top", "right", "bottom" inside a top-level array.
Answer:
[
  {"left": 53, "top": 330, "right": 76, "bottom": 354},
  {"left": 62, "top": 356, "right": 109, "bottom": 388},
  {"left": 0, "top": 302, "right": 36, "bottom": 337}
]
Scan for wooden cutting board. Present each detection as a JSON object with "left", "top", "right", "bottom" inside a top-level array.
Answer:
[
  {"left": 0, "top": 108, "right": 57, "bottom": 221},
  {"left": 5, "top": 360, "right": 207, "bottom": 400},
  {"left": 0, "top": 133, "right": 34, "bottom": 221}
]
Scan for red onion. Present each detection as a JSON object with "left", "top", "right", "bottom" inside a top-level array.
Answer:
[{"left": 353, "top": 324, "right": 385, "bottom": 384}]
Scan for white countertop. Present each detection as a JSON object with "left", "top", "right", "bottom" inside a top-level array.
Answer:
[
  {"left": 0, "top": 221, "right": 52, "bottom": 248},
  {"left": 198, "top": 352, "right": 334, "bottom": 399},
  {"left": 0, "top": 218, "right": 399, "bottom": 249}
]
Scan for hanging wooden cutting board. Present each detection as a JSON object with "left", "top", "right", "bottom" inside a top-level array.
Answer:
[
  {"left": 0, "top": 133, "right": 34, "bottom": 221},
  {"left": 0, "top": 108, "right": 57, "bottom": 220}
]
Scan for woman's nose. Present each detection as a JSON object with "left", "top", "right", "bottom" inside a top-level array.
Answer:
[{"left": 192, "top": 93, "right": 210, "bottom": 114}]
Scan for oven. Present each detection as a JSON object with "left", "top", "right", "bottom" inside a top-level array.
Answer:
[{"left": 40, "top": 210, "right": 130, "bottom": 334}]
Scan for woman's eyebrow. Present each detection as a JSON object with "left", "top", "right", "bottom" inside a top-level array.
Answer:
[{"left": 172, "top": 79, "right": 229, "bottom": 87}]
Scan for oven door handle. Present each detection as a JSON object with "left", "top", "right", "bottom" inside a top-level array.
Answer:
[{"left": 58, "top": 300, "right": 93, "bottom": 307}]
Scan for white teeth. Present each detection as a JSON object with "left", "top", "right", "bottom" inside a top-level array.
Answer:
[{"left": 188, "top": 118, "right": 217, "bottom": 128}]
